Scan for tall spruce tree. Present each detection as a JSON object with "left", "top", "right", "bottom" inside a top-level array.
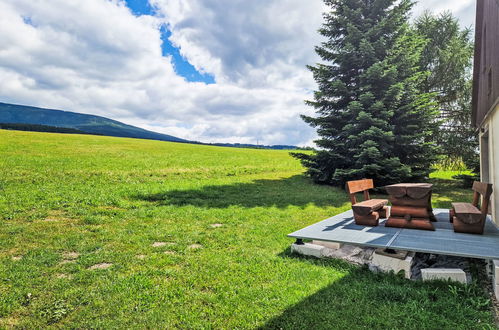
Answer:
[
  {"left": 295, "top": 0, "right": 439, "bottom": 187},
  {"left": 414, "top": 12, "right": 478, "bottom": 172}
]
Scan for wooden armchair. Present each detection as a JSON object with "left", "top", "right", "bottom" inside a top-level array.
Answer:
[
  {"left": 346, "top": 179, "right": 389, "bottom": 226},
  {"left": 450, "top": 181, "right": 493, "bottom": 235}
]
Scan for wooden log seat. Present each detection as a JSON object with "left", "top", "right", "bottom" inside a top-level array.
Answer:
[
  {"left": 352, "top": 199, "right": 388, "bottom": 216},
  {"left": 378, "top": 205, "right": 389, "bottom": 218},
  {"left": 390, "top": 205, "right": 430, "bottom": 219},
  {"left": 383, "top": 216, "right": 435, "bottom": 231},
  {"left": 452, "top": 203, "right": 482, "bottom": 224},
  {"left": 385, "top": 183, "right": 433, "bottom": 200},
  {"left": 385, "top": 183, "right": 435, "bottom": 230},
  {"left": 387, "top": 196, "right": 429, "bottom": 207},
  {"left": 353, "top": 211, "right": 380, "bottom": 226},
  {"left": 346, "top": 179, "right": 389, "bottom": 226},
  {"left": 385, "top": 183, "right": 435, "bottom": 220},
  {"left": 450, "top": 181, "right": 493, "bottom": 235}
]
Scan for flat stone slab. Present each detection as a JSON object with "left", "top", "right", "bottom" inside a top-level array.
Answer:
[
  {"left": 370, "top": 250, "right": 414, "bottom": 279},
  {"left": 421, "top": 268, "right": 467, "bottom": 284},
  {"left": 288, "top": 209, "right": 499, "bottom": 260},
  {"left": 62, "top": 252, "right": 79, "bottom": 260},
  {"left": 291, "top": 243, "right": 325, "bottom": 258},
  {"left": 88, "top": 263, "right": 113, "bottom": 270}
]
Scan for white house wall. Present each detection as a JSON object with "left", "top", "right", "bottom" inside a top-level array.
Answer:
[{"left": 481, "top": 104, "right": 499, "bottom": 224}]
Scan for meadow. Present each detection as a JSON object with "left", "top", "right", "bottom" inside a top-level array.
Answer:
[{"left": 0, "top": 129, "right": 495, "bottom": 328}]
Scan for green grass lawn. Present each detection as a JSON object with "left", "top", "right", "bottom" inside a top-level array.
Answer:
[{"left": 0, "top": 130, "right": 495, "bottom": 328}]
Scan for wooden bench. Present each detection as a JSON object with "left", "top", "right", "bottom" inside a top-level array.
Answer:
[
  {"left": 450, "top": 181, "right": 493, "bottom": 235},
  {"left": 346, "top": 179, "right": 389, "bottom": 226}
]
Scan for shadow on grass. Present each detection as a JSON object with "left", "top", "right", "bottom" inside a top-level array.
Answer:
[
  {"left": 134, "top": 175, "right": 349, "bottom": 209},
  {"left": 134, "top": 174, "right": 471, "bottom": 210},
  {"left": 262, "top": 250, "right": 492, "bottom": 329}
]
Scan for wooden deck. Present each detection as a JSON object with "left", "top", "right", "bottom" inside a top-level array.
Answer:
[{"left": 288, "top": 208, "right": 499, "bottom": 260}]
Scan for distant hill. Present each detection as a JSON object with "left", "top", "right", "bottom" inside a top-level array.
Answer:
[
  {"left": 0, "top": 101, "right": 300, "bottom": 149},
  {"left": 0, "top": 102, "right": 187, "bottom": 143}
]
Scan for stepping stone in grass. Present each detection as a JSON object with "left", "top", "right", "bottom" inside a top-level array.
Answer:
[
  {"left": 56, "top": 273, "right": 72, "bottom": 279},
  {"left": 152, "top": 242, "right": 175, "bottom": 247},
  {"left": 188, "top": 244, "right": 203, "bottom": 250},
  {"left": 136, "top": 254, "right": 147, "bottom": 259},
  {"left": 59, "top": 259, "right": 76, "bottom": 265},
  {"left": 44, "top": 210, "right": 71, "bottom": 222},
  {"left": 11, "top": 256, "right": 22, "bottom": 261},
  {"left": 210, "top": 224, "right": 223, "bottom": 228},
  {"left": 164, "top": 251, "right": 176, "bottom": 255},
  {"left": 88, "top": 263, "right": 113, "bottom": 270},
  {"left": 62, "top": 252, "right": 80, "bottom": 260}
]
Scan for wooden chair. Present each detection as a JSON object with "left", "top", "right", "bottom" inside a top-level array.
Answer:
[
  {"left": 346, "top": 179, "right": 389, "bottom": 226},
  {"left": 450, "top": 181, "right": 493, "bottom": 235}
]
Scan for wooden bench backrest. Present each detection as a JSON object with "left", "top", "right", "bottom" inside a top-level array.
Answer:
[
  {"left": 471, "top": 181, "right": 493, "bottom": 215},
  {"left": 346, "top": 179, "right": 374, "bottom": 205}
]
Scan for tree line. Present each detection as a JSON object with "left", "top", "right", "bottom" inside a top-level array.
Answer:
[
  {"left": 294, "top": 0, "right": 476, "bottom": 187},
  {"left": 0, "top": 123, "right": 89, "bottom": 134}
]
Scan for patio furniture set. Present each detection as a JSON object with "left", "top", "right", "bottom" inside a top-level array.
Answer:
[{"left": 347, "top": 179, "right": 493, "bottom": 235}]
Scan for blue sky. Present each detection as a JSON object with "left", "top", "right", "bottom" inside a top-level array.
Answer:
[
  {"left": 125, "top": 0, "right": 214, "bottom": 84},
  {"left": 0, "top": 0, "right": 475, "bottom": 146}
]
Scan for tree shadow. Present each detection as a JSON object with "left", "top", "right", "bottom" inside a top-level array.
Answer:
[
  {"left": 133, "top": 174, "right": 467, "bottom": 210},
  {"left": 261, "top": 251, "right": 492, "bottom": 329},
  {"left": 134, "top": 175, "right": 350, "bottom": 209}
]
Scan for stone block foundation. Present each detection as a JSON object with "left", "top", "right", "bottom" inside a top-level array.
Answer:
[{"left": 421, "top": 268, "right": 467, "bottom": 284}]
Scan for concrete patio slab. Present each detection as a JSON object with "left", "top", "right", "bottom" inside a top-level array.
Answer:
[{"left": 288, "top": 208, "right": 499, "bottom": 260}]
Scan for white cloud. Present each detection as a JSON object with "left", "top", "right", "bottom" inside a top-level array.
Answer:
[
  {"left": 0, "top": 0, "right": 321, "bottom": 146},
  {"left": 412, "top": 0, "right": 475, "bottom": 27},
  {"left": 151, "top": 0, "right": 326, "bottom": 89},
  {"left": 0, "top": 0, "right": 477, "bottom": 146}
]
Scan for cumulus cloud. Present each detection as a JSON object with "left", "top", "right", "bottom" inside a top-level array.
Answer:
[
  {"left": 0, "top": 0, "right": 476, "bottom": 146},
  {"left": 151, "top": 0, "right": 325, "bottom": 89},
  {"left": 0, "top": 0, "right": 324, "bottom": 145},
  {"left": 412, "top": 0, "right": 475, "bottom": 27}
]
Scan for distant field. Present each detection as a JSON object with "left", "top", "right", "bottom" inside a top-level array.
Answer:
[{"left": 0, "top": 130, "right": 494, "bottom": 328}]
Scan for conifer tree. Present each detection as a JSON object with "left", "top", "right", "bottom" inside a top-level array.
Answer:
[
  {"left": 295, "top": 0, "right": 439, "bottom": 187},
  {"left": 414, "top": 12, "right": 477, "bottom": 172}
]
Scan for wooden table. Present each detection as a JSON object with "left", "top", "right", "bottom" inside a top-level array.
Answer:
[{"left": 384, "top": 183, "right": 436, "bottom": 231}]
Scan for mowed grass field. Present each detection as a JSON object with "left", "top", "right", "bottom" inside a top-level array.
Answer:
[{"left": 0, "top": 129, "right": 495, "bottom": 328}]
